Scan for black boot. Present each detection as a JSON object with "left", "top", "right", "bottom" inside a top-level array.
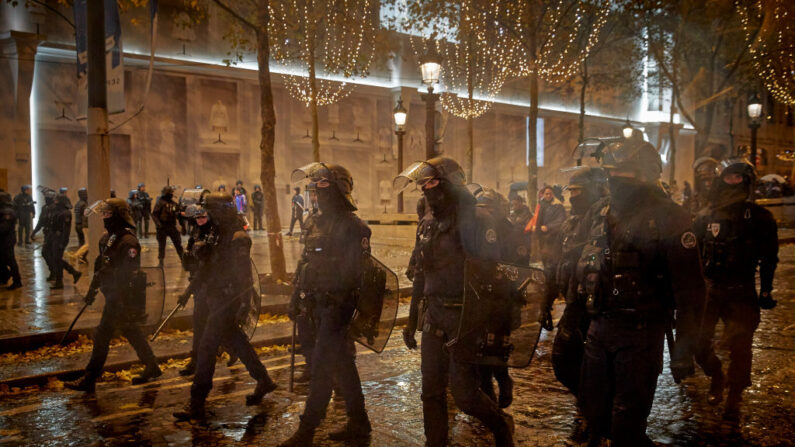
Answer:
[
  {"left": 64, "top": 376, "right": 96, "bottom": 394},
  {"left": 173, "top": 399, "right": 205, "bottom": 422},
  {"left": 72, "top": 271, "right": 82, "bottom": 284},
  {"left": 498, "top": 375, "right": 513, "bottom": 409},
  {"left": 707, "top": 369, "right": 724, "bottom": 406},
  {"left": 131, "top": 366, "right": 162, "bottom": 385},
  {"left": 7, "top": 282, "right": 22, "bottom": 290},
  {"left": 226, "top": 353, "right": 239, "bottom": 367},
  {"left": 179, "top": 358, "right": 196, "bottom": 376},
  {"left": 494, "top": 412, "right": 515, "bottom": 447},
  {"left": 246, "top": 378, "right": 277, "bottom": 405},
  {"left": 723, "top": 388, "right": 742, "bottom": 421},
  {"left": 51, "top": 280, "right": 64, "bottom": 290},
  {"left": 328, "top": 413, "right": 372, "bottom": 444},
  {"left": 278, "top": 424, "right": 315, "bottom": 447}
]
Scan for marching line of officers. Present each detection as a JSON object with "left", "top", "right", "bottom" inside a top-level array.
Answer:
[{"left": 10, "top": 133, "right": 774, "bottom": 446}]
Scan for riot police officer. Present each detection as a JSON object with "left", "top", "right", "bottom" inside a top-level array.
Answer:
[
  {"left": 74, "top": 188, "right": 88, "bottom": 247},
  {"left": 136, "top": 183, "right": 152, "bottom": 238},
  {"left": 694, "top": 158, "right": 778, "bottom": 421},
  {"left": 279, "top": 163, "right": 372, "bottom": 447},
  {"left": 396, "top": 157, "right": 514, "bottom": 447},
  {"left": 48, "top": 194, "right": 81, "bottom": 289},
  {"left": 575, "top": 139, "right": 705, "bottom": 446},
  {"left": 173, "top": 193, "right": 275, "bottom": 421},
  {"left": 13, "top": 185, "right": 35, "bottom": 246},
  {"left": 32, "top": 190, "right": 57, "bottom": 279},
  {"left": 65, "top": 198, "right": 161, "bottom": 393},
  {"left": 469, "top": 185, "right": 522, "bottom": 409},
  {"left": 692, "top": 157, "right": 720, "bottom": 213},
  {"left": 152, "top": 186, "right": 184, "bottom": 267},
  {"left": 0, "top": 192, "right": 22, "bottom": 289}
]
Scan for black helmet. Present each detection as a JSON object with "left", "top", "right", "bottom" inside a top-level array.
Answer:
[
  {"left": 21, "top": 185, "right": 31, "bottom": 192},
  {"left": 393, "top": 156, "right": 467, "bottom": 193},
  {"left": 78, "top": 188, "right": 88, "bottom": 200},
  {"left": 693, "top": 157, "right": 720, "bottom": 180},
  {"left": 85, "top": 197, "right": 136, "bottom": 228},
  {"left": 56, "top": 194, "right": 72, "bottom": 209},
  {"left": 162, "top": 185, "right": 176, "bottom": 196},
  {"left": 469, "top": 183, "right": 509, "bottom": 219},
  {"left": 203, "top": 192, "right": 239, "bottom": 227},
  {"left": 566, "top": 166, "right": 608, "bottom": 190},
  {"left": 717, "top": 157, "right": 756, "bottom": 186},
  {"left": 601, "top": 139, "right": 662, "bottom": 182},
  {"left": 128, "top": 190, "right": 138, "bottom": 199},
  {"left": 0, "top": 191, "right": 12, "bottom": 208},
  {"left": 291, "top": 162, "right": 356, "bottom": 210}
]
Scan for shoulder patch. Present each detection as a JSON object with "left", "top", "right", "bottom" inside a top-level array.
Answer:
[
  {"left": 128, "top": 248, "right": 139, "bottom": 258},
  {"left": 361, "top": 237, "right": 370, "bottom": 250},
  {"left": 485, "top": 228, "right": 497, "bottom": 244},
  {"left": 680, "top": 231, "right": 697, "bottom": 249}
]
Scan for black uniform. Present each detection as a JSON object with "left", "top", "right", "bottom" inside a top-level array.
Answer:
[
  {"left": 290, "top": 210, "right": 318, "bottom": 376},
  {"left": 65, "top": 199, "right": 161, "bottom": 392},
  {"left": 251, "top": 187, "right": 264, "bottom": 231},
  {"left": 575, "top": 179, "right": 705, "bottom": 445},
  {"left": 694, "top": 199, "right": 778, "bottom": 414},
  {"left": 74, "top": 189, "right": 88, "bottom": 247},
  {"left": 33, "top": 196, "right": 56, "bottom": 277},
  {"left": 152, "top": 191, "right": 184, "bottom": 263},
  {"left": 0, "top": 193, "right": 22, "bottom": 288},
  {"left": 13, "top": 188, "right": 35, "bottom": 246},
  {"left": 413, "top": 190, "right": 512, "bottom": 446},
  {"left": 136, "top": 187, "right": 152, "bottom": 238},
  {"left": 47, "top": 196, "right": 80, "bottom": 288}
]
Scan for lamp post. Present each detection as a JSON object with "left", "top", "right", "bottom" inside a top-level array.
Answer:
[
  {"left": 747, "top": 92, "right": 763, "bottom": 167},
  {"left": 622, "top": 118, "right": 634, "bottom": 139},
  {"left": 393, "top": 98, "right": 407, "bottom": 213},
  {"left": 420, "top": 50, "right": 441, "bottom": 159}
]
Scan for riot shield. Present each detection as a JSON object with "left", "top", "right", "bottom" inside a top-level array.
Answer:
[
  {"left": 450, "top": 258, "right": 546, "bottom": 368},
  {"left": 75, "top": 266, "right": 166, "bottom": 327},
  {"left": 238, "top": 259, "right": 263, "bottom": 340},
  {"left": 349, "top": 254, "right": 399, "bottom": 353}
]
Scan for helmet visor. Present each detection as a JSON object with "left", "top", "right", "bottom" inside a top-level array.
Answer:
[
  {"left": 393, "top": 161, "right": 439, "bottom": 194},
  {"left": 84, "top": 200, "right": 113, "bottom": 218},
  {"left": 183, "top": 203, "right": 207, "bottom": 218},
  {"left": 291, "top": 162, "right": 332, "bottom": 185},
  {"left": 180, "top": 188, "right": 209, "bottom": 207}
]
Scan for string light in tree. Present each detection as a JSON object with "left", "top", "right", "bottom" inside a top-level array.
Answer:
[
  {"left": 738, "top": 0, "right": 795, "bottom": 105},
  {"left": 269, "top": 0, "right": 376, "bottom": 107}
]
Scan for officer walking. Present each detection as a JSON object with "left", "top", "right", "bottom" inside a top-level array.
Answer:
[
  {"left": 48, "top": 194, "right": 81, "bottom": 289},
  {"left": 32, "top": 190, "right": 57, "bottom": 279},
  {"left": 396, "top": 157, "right": 515, "bottom": 447},
  {"left": 13, "top": 185, "right": 35, "bottom": 246},
  {"left": 546, "top": 167, "right": 608, "bottom": 441},
  {"left": 574, "top": 138, "right": 705, "bottom": 446},
  {"left": 287, "top": 187, "right": 305, "bottom": 236},
  {"left": 173, "top": 192, "right": 276, "bottom": 420},
  {"left": 694, "top": 158, "right": 778, "bottom": 421},
  {"left": 136, "top": 183, "right": 152, "bottom": 238},
  {"left": 152, "top": 186, "right": 184, "bottom": 267},
  {"left": 65, "top": 198, "right": 162, "bottom": 393},
  {"left": 0, "top": 192, "right": 22, "bottom": 289},
  {"left": 74, "top": 188, "right": 88, "bottom": 248},
  {"left": 279, "top": 163, "right": 372, "bottom": 447}
]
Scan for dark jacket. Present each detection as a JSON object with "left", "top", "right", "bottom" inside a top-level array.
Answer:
[{"left": 252, "top": 190, "right": 265, "bottom": 214}]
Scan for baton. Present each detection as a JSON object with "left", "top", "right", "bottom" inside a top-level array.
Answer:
[
  {"left": 289, "top": 320, "right": 297, "bottom": 393},
  {"left": 150, "top": 304, "right": 182, "bottom": 342},
  {"left": 665, "top": 325, "right": 681, "bottom": 384},
  {"left": 60, "top": 302, "right": 90, "bottom": 346}
]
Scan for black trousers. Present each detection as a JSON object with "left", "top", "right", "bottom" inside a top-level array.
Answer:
[
  {"left": 253, "top": 211, "right": 264, "bottom": 231},
  {"left": 45, "top": 239, "right": 78, "bottom": 282},
  {"left": 140, "top": 213, "right": 150, "bottom": 238},
  {"left": 85, "top": 295, "right": 158, "bottom": 380},
  {"left": 17, "top": 215, "right": 32, "bottom": 244},
  {"left": 289, "top": 213, "right": 303, "bottom": 234},
  {"left": 156, "top": 225, "right": 183, "bottom": 261},
  {"left": 0, "top": 244, "right": 21, "bottom": 285},
  {"left": 75, "top": 223, "right": 86, "bottom": 247}
]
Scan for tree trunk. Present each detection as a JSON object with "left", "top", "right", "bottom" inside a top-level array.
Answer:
[
  {"left": 308, "top": 33, "right": 320, "bottom": 162},
  {"left": 257, "top": 0, "right": 287, "bottom": 281},
  {"left": 578, "top": 59, "right": 588, "bottom": 143},
  {"left": 466, "top": 117, "right": 474, "bottom": 182},
  {"left": 527, "top": 70, "right": 539, "bottom": 209},
  {"left": 669, "top": 102, "right": 677, "bottom": 185}
]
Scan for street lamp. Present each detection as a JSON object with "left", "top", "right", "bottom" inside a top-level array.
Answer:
[
  {"left": 420, "top": 50, "right": 441, "bottom": 159},
  {"left": 393, "top": 97, "right": 407, "bottom": 213},
  {"left": 747, "top": 92, "right": 763, "bottom": 167},
  {"left": 622, "top": 118, "right": 634, "bottom": 139}
]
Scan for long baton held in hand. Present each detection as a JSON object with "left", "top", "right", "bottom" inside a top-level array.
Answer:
[
  {"left": 151, "top": 304, "right": 182, "bottom": 342},
  {"left": 60, "top": 302, "right": 91, "bottom": 346},
  {"left": 289, "top": 319, "right": 297, "bottom": 393}
]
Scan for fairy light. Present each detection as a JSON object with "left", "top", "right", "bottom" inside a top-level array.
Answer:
[
  {"left": 738, "top": 0, "right": 795, "bottom": 105},
  {"left": 269, "top": 0, "right": 376, "bottom": 107}
]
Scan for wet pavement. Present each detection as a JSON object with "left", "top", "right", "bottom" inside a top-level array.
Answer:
[{"left": 0, "top": 225, "right": 416, "bottom": 343}]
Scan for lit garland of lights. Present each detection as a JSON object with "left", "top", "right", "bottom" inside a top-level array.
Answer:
[
  {"left": 492, "top": 0, "right": 610, "bottom": 84},
  {"left": 269, "top": 0, "right": 375, "bottom": 107},
  {"left": 409, "top": 1, "right": 517, "bottom": 119},
  {"left": 738, "top": 0, "right": 795, "bottom": 105}
]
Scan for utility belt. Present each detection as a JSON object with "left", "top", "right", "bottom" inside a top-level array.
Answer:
[
  {"left": 426, "top": 294, "right": 463, "bottom": 308},
  {"left": 593, "top": 307, "right": 667, "bottom": 328},
  {"left": 298, "top": 289, "right": 353, "bottom": 306}
]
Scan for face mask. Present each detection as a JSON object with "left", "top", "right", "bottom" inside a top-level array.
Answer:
[
  {"left": 569, "top": 193, "right": 590, "bottom": 215},
  {"left": 103, "top": 217, "right": 115, "bottom": 230}
]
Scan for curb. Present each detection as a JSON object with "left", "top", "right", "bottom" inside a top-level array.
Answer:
[{"left": 0, "top": 317, "right": 409, "bottom": 390}]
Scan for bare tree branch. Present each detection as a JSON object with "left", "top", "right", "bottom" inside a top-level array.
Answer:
[{"left": 212, "top": 0, "right": 257, "bottom": 32}]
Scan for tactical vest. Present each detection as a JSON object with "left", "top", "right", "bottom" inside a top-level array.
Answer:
[
  {"left": 417, "top": 213, "right": 467, "bottom": 298},
  {"left": 578, "top": 201, "right": 669, "bottom": 316},
  {"left": 299, "top": 213, "right": 360, "bottom": 293},
  {"left": 701, "top": 202, "right": 756, "bottom": 283}
]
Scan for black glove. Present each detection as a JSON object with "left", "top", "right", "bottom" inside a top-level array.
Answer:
[
  {"left": 759, "top": 292, "right": 777, "bottom": 310},
  {"left": 84, "top": 289, "right": 97, "bottom": 305},
  {"left": 177, "top": 291, "right": 191, "bottom": 307},
  {"left": 670, "top": 359, "right": 695, "bottom": 383},
  {"left": 538, "top": 308, "right": 554, "bottom": 331},
  {"left": 402, "top": 327, "right": 417, "bottom": 350}
]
